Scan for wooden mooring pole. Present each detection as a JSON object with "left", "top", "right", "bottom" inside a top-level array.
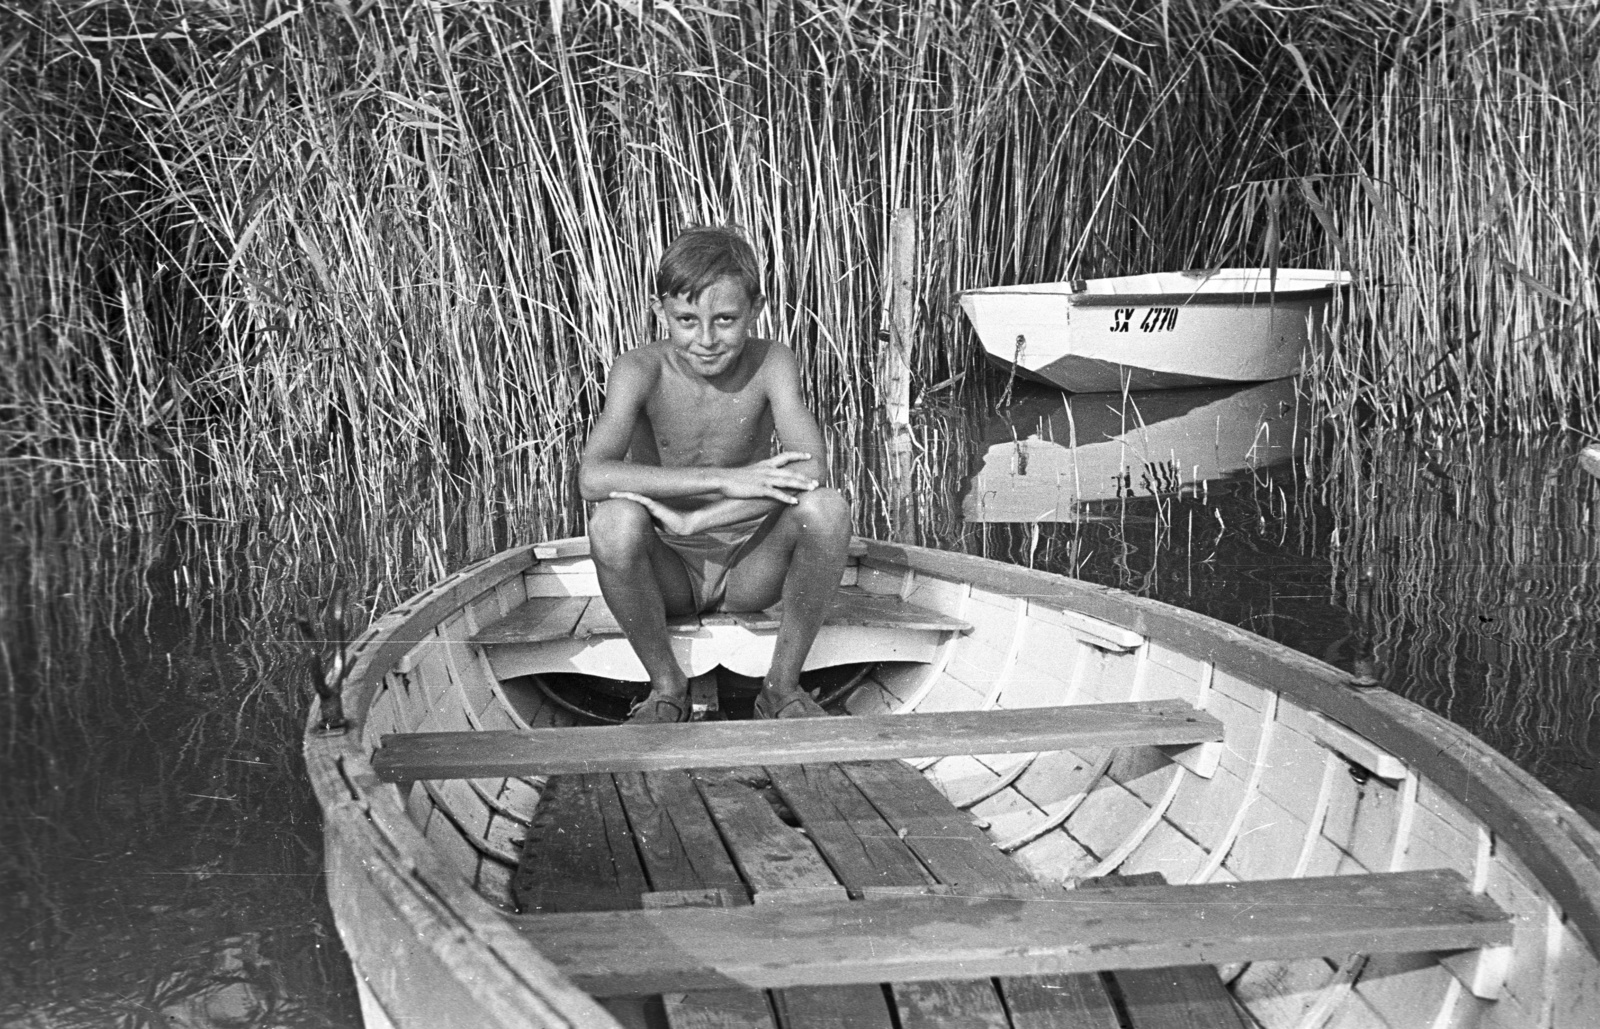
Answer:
[{"left": 883, "top": 209, "right": 916, "bottom": 539}]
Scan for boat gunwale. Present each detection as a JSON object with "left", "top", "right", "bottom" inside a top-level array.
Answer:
[
  {"left": 304, "top": 536, "right": 1600, "bottom": 1016},
  {"left": 957, "top": 268, "right": 1353, "bottom": 307},
  {"left": 303, "top": 544, "right": 623, "bottom": 1029},
  {"left": 960, "top": 286, "right": 1348, "bottom": 306}
]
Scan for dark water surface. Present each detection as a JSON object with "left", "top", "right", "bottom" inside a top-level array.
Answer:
[{"left": 4, "top": 379, "right": 1599, "bottom": 1026}]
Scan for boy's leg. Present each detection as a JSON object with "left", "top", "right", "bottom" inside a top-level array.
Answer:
[
  {"left": 588, "top": 498, "right": 698, "bottom": 720},
  {"left": 721, "top": 488, "right": 852, "bottom": 714}
]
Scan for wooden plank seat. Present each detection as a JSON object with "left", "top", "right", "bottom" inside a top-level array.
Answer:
[
  {"left": 511, "top": 868, "right": 1511, "bottom": 997},
  {"left": 531, "top": 537, "right": 873, "bottom": 562},
  {"left": 470, "top": 584, "right": 974, "bottom": 682},
  {"left": 372, "top": 701, "right": 1224, "bottom": 783},
  {"left": 472, "top": 585, "right": 972, "bottom": 646}
]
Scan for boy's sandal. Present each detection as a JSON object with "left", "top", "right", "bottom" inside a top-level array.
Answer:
[
  {"left": 626, "top": 691, "right": 690, "bottom": 724},
  {"left": 753, "top": 690, "right": 828, "bottom": 720}
]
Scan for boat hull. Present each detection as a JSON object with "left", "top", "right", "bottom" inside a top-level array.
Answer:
[
  {"left": 305, "top": 537, "right": 1600, "bottom": 1029},
  {"left": 959, "top": 268, "right": 1351, "bottom": 392}
]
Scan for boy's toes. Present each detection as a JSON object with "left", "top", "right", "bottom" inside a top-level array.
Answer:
[
  {"left": 753, "top": 689, "right": 828, "bottom": 719},
  {"left": 626, "top": 691, "right": 690, "bottom": 724}
]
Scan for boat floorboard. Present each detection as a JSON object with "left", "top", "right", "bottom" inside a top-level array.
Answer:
[
  {"left": 510, "top": 754, "right": 1266, "bottom": 1028},
  {"left": 511, "top": 753, "right": 1511, "bottom": 1027}
]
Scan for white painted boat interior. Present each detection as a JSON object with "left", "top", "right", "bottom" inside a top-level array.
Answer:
[{"left": 317, "top": 538, "right": 1600, "bottom": 1029}]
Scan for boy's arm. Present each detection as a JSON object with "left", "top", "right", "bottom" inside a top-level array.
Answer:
[
  {"left": 764, "top": 342, "right": 830, "bottom": 485},
  {"left": 578, "top": 353, "right": 819, "bottom": 505},
  {"left": 650, "top": 344, "right": 830, "bottom": 533}
]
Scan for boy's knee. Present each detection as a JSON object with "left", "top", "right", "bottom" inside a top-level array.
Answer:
[
  {"left": 588, "top": 498, "right": 653, "bottom": 562},
  {"left": 793, "top": 487, "right": 850, "bottom": 537}
]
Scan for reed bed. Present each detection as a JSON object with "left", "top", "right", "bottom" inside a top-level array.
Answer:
[
  {"left": 1297, "top": 3, "right": 1600, "bottom": 434},
  {"left": 8, "top": 0, "right": 1594, "bottom": 471},
  {"left": 3, "top": 0, "right": 1598, "bottom": 738},
  {"left": 1, "top": 0, "right": 1342, "bottom": 497}
]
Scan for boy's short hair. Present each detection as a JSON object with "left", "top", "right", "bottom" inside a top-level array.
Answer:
[{"left": 656, "top": 226, "right": 763, "bottom": 304}]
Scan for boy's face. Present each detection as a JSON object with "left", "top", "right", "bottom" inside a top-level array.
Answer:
[{"left": 654, "top": 276, "right": 765, "bottom": 381}]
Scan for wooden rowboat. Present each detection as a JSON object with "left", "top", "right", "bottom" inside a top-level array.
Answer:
[
  {"left": 305, "top": 537, "right": 1600, "bottom": 1029},
  {"left": 958, "top": 268, "right": 1352, "bottom": 392}
]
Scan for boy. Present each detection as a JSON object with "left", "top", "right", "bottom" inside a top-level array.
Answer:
[{"left": 578, "top": 226, "right": 853, "bottom": 723}]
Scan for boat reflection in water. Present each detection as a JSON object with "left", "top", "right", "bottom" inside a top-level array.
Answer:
[{"left": 963, "top": 377, "right": 1305, "bottom": 523}]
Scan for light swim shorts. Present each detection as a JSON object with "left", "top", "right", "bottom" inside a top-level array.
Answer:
[{"left": 658, "top": 508, "right": 784, "bottom": 613}]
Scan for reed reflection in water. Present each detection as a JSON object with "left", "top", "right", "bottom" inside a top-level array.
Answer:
[{"left": 0, "top": 459, "right": 492, "bottom": 1028}]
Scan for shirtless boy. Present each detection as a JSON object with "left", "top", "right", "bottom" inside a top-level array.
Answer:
[{"left": 578, "top": 227, "right": 852, "bottom": 724}]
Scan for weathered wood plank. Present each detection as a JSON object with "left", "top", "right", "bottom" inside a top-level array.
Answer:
[
  {"left": 1103, "top": 872, "right": 1251, "bottom": 1029},
  {"left": 1000, "top": 976, "right": 1121, "bottom": 1029},
  {"left": 834, "top": 760, "right": 1119, "bottom": 1025},
  {"left": 765, "top": 764, "right": 1011, "bottom": 1027},
  {"left": 765, "top": 764, "right": 936, "bottom": 895},
  {"left": 693, "top": 769, "right": 892, "bottom": 1027},
  {"left": 469, "top": 595, "right": 589, "bottom": 646},
  {"left": 532, "top": 537, "right": 871, "bottom": 561},
  {"left": 476, "top": 583, "right": 964, "bottom": 648},
  {"left": 511, "top": 774, "right": 646, "bottom": 914},
  {"left": 694, "top": 771, "right": 849, "bottom": 903},
  {"left": 614, "top": 771, "right": 749, "bottom": 898},
  {"left": 718, "top": 586, "right": 973, "bottom": 634},
  {"left": 826, "top": 587, "right": 973, "bottom": 631},
  {"left": 650, "top": 891, "right": 778, "bottom": 1029},
  {"left": 510, "top": 869, "right": 1511, "bottom": 996},
  {"left": 374, "top": 702, "right": 1222, "bottom": 781},
  {"left": 838, "top": 759, "right": 1030, "bottom": 886},
  {"left": 663, "top": 990, "right": 777, "bottom": 1029}
]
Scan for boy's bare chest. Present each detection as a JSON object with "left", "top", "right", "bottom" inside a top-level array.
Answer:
[{"left": 645, "top": 379, "right": 773, "bottom": 466}]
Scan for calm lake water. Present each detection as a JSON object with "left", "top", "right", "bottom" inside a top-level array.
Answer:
[{"left": 4, "top": 377, "right": 1599, "bottom": 1027}]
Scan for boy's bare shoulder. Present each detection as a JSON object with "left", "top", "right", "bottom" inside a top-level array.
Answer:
[
  {"left": 751, "top": 337, "right": 797, "bottom": 372},
  {"left": 608, "top": 343, "right": 668, "bottom": 385},
  {"left": 615, "top": 341, "right": 670, "bottom": 369}
]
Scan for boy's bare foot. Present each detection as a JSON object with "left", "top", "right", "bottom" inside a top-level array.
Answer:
[
  {"left": 626, "top": 689, "right": 690, "bottom": 724},
  {"left": 753, "top": 687, "right": 827, "bottom": 719}
]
